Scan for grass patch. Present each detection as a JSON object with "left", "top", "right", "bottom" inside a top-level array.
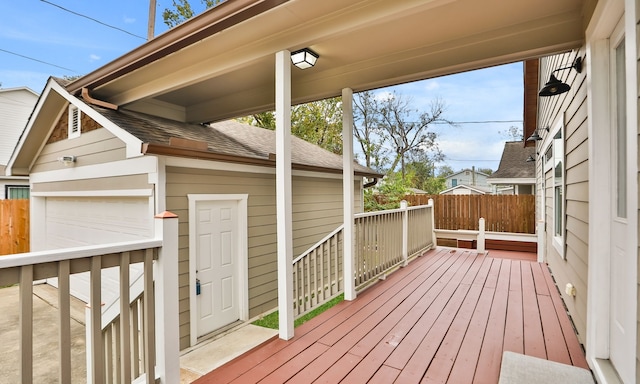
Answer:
[{"left": 252, "top": 294, "right": 344, "bottom": 330}]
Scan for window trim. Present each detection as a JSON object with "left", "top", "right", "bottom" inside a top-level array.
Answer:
[
  {"left": 5, "top": 185, "right": 30, "bottom": 199},
  {"left": 549, "top": 119, "right": 565, "bottom": 258}
]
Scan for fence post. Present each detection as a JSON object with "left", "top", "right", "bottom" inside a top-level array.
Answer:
[
  {"left": 428, "top": 198, "right": 437, "bottom": 248},
  {"left": 478, "top": 218, "right": 486, "bottom": 254},
  {"left": 154, "top": 212, "right": 180, "bottom": 384},
  {"left": 401, "top": 200, "right": 408, "bottom": 266}
]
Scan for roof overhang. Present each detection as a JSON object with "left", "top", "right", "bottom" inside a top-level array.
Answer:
[{"left": 65, "top": 0, "right": 595, "bottom": 124}]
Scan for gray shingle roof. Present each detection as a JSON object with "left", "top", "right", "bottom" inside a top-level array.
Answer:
[
  {"left": 92, "top": 106, "right": 380, "bottom": 177},
  {"left": 489, "top": 141, "right": 535, "bottom": 179}
]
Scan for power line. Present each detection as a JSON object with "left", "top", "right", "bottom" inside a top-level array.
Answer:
[
  {"left": 40, "top": 0, "right": 146, "bottom": 41},
  {"left": 433, "top": 120, "right": 522, "bottom": 124},
  {"left": 445, "top": 158, "right": 499, "bottom": 162},
  {"left": 0, "top": 48, "right": 77, "bottom": 73}
]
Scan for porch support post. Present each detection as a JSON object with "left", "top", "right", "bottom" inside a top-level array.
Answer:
[
  {"left": 401, "top": 200, "right": 408, "bottom": 266},
  {"left": 428, "top": 198, "right": 437, "bottom": 248},
  {"left": 477, "top": 218, "right": 485, "bottom": 254},
  {"left": 342, "top": 87, "right": 356, "bottom": 301},
  {"left": 154, "top": 212, "right": 180, "bottom": 384},
  {"left": 276, "top": 50, "right": 294, "bottom": 339}
]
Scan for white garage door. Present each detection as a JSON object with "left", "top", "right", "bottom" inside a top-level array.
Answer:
[{"left": 44, "top": 196, "right": 153, "bottom": 304}]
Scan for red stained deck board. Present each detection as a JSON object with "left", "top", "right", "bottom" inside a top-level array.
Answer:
[
  {"left": 369, "top": 365, "right": 401, "bottom": 383},
  {"left": 538, "top": 294, "right": 572, "bottom": 365},
  {"left": 257, "top": 343, "right": 329, "bottom": 384},
  {"left": 531, "top": 262, "right": 550, "bottom": 296},
  {"left": 503, "top": 288, "right": 524, "bottom": 354},
  {"left": 472, "top": 259, "right": 511, "bottom": 384},
  {"left": 521, "top": 261, "right": 546, "bottom": 359},
  {"left": 308, "top": 352, "right": 362, "bottom": 384},
  {"left": 483, "top": 258, "right": 502, "bottom": 288},
  {"left": 509, "top": 260, "right": 522, "bottom": 292}
]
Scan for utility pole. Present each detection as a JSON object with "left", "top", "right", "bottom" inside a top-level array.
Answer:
[{"left": 147, "top": 0, "right": 156, "bottom": 40}]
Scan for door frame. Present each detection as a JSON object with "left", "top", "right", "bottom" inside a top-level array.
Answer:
[
  {"left": 188, "top": 194, "right": 249, "bottom": 347},
  {"left": 586, "top": 0, "right": 638, "bottom": 382}
]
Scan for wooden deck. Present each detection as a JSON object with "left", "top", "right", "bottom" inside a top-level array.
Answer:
[{"left": 195, "top": 248, "right": 588, "bottom": 384}]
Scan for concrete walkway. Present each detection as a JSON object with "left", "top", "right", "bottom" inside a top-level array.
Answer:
[{"left": 0, "top": 284, "right": 87, "bottom": 384}]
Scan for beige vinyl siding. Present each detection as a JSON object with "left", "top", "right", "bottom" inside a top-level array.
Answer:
[
  {"left": 32, "top": 128, "right": 127, "bottom": 173},
  {"left": 637, "top": 8, "right": 640, "bottom": 380},
  {"left": 539, "top": 50, "right": 589, "bottom": 343},
  {"left": 166, "top": 166, "right": 361, "bottom": 349}
]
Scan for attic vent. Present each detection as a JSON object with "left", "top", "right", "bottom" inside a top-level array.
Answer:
[{"left": 68, "top": 105, "right": 81, "bottom": 139}]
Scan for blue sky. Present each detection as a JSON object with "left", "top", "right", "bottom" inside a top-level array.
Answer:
[{"left": 0, "top": 0, "right": 523, "bottom": 173}]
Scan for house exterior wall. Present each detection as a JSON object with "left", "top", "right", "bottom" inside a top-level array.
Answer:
[
  {"left": 0, "top": 88, "right": 38, "bottom": 166},
  {"left": 445, "top": 171, "right": 489, "bottom": 188},
  {"left": 537, "top": 50, "right": 589, "bottom": 343},
  {"left": 165, "top": 166, "right": 363, "bottom": 350}
]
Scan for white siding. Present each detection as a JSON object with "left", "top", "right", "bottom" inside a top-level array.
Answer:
[{"left": 0, "top": 88, "right": 38, "bottom": 166}]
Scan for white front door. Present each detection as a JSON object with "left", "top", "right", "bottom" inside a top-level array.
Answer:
[
  {"left": 608, "top": 18, "right": 635, "bottom": 382},
  {"left": 195, "top": 199, "right": 240, "bottom": 337}
]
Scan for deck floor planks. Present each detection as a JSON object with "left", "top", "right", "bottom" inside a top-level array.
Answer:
[
  {"left": 520, "top": 261, "right": 546, "bottom": 359},
  {"left": 287, "top": 250, "right": 461, "bottom": 383},
  {"left": 541, "top": 265, "right": 590, "bottom": 369},
  {"left": 473, "top": 259, "right": 512, "bottom": 384},
  {"left": 198, "top": 248, "right": 589, "bottom": 384}
]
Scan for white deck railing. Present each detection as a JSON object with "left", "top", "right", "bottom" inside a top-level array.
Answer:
[
  {"left": 292, "top": 201, "right": 435, "bottom": 318},
  {"left": 0, "top": 213, "right": 180, "bottom": 384}
]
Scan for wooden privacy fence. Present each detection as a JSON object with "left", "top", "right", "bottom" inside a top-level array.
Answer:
[
  {"left": 0, "top": 199, "right": 29, "bottom": 255},
  {"left": 399, "top": 194, "right": 536, "bottom": 234}
]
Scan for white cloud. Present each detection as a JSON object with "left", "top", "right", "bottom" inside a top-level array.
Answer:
[
  {"left": 123, "top": 16, "right": 136, "bottom": 24},
  {"left": 89, "top": 54, "right": 101, "bottom": 62}
]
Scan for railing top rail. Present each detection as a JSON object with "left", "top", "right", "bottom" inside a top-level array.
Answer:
[
  {"left": 0, "top": 238, "right": 163, "bottom": 269},
  {"left": 355, "top": 203, "right": 433, "bottom": 219},
  {"left": 293, "top": 224, "right": 344, "bottom": 264}
]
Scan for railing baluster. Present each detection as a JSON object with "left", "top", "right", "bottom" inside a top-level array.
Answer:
[
  {"left": 120, "top": 252, "right": 132, "bottom": 383},
  {"left": 19, "top": 265, "right": 33, "bottom": 383},
  {"left": 132, "top": 299, "right": 140, "bottom": 378},
  {"left": 58, "top": 260, "right": 72, "bottom": 383},
  {"left": 143, "top": 249, "right": 155, "bottom": 384},
  {"left": 105, "top": 325, "right": 113, "bottom": 384},
  {"left": 90, "top": 256, "right": 104, "bottom": 384}
]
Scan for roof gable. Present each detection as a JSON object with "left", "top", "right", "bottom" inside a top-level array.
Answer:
[{"left": 488, "top": 141, "right": 535, "bottom": 180}]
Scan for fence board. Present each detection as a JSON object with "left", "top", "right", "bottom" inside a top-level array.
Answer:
[
  {"left": 0, "top": 199, "right": 30, "bottom": 255},
  {"left": 387, "top": 195, "right": 535, "bottom": 234}
]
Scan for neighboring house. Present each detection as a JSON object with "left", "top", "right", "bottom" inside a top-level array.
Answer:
[
  {"left": 8, "top": 77, "right": 380, "bottom": 350},
  {"left": 444, "top": 168, "right": 490, "bottom": 189},
  {"left": 526, "top": 1, "right": 640, "bottom": 381},
  {"left": 0, "top": 87, "right": 37, "bottom": 199},
  {"left": 487, "top": 141, "right": 536, "bottom": 195},
  {"left": 439, "top": 184, "right": 492, "bottom": 195}
]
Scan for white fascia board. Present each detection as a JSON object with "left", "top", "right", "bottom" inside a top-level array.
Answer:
[
  {"left": 30, "top": 156, "right": 157, "bottom": 183},
  {"left": 163, "top": 155, "right": 359, "bottom": 181},
  {"left": 487, "top": 178, "right": 535, "bottom": 185},
  {"left": 47, "top": 82, "right": 144, "bottom": 159}
]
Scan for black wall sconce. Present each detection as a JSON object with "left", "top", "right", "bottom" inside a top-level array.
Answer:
[
  {"left": 539, "top": 56, "right": 583, "bottom": 97},
  {"left": 526, "top": 126, "right": 549, "bottom": 142}
]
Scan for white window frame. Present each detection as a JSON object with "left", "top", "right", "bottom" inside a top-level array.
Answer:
[
  {"left": 543, "top": 118, "right": 565, "bottom": 258},
  {"left": 68, "top": 104, "right": 81, "bottom": 139}
]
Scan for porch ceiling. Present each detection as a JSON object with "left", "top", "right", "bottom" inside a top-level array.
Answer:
[{"left": 71, "top": 0, "right": 595, "bottom": 124}]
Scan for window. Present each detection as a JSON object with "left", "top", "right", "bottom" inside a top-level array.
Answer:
[
  {"left": 452, "top": 179, "right": 457, "bottom": 187},
  {"left": 615, "top": 38, "right": 627, "bottom": 218},
  {"left": 68, "top": 105, "right": 81, "bottom": 139},
  {"left": 6, "top": 185, "right": 29, "bottom": 199}
]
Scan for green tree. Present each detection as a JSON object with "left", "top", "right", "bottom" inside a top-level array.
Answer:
[
  {"left": 364, "top": 172, "right": 411, "bottom": 211},
  {"left": 477, "top": 167, "right": 493, "bottom": 175},
  {"left": 499, "top": 125, "right": 523, "bottom": 141},
  {"left": 162, "top": 0, "right": 224, "bottom": 28},
  {"left": 437, "top": 165, "right": 455, "bottom": 177}
]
